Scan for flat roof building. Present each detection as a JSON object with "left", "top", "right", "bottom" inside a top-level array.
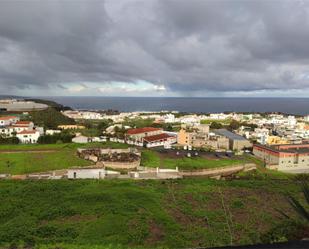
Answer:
[
  {"left": 214, "top": 129, "right": 252, "bottom": 151},
  {"left": 253, "top": 143, "right": 309, "bottom": 173}
]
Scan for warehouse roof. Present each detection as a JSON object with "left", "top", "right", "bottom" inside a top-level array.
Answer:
[{"left": 214, "top": 129, "right": 247, "bottom": 141}]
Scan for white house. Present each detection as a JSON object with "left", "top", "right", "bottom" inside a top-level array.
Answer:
[
  {"left": 0, "top": 116, "right": 19, "bottom": 126},
  {"left": 16, "top": 130, "right": 40, "bottom": 143},
  {"left": 12, "top": 121, "right": 34, "bottom": 133}
]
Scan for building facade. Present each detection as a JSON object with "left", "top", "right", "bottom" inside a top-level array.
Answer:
[
  {"left": 253, "top": 143, "right": 309, "bottom": 172},
  {"left": 126, "top": 127, "right": 162, "bottom": 142}
]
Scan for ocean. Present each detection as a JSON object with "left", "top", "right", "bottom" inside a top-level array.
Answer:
[{"left": 44, "top": 97, "right": 309, "bottom": 115}]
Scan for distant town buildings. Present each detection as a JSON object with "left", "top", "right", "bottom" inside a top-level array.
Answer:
[
  {"left": 0, "top": 116, "right": 42, "bottom": 143},
  {"left": 58, "top": 125, "right": 85, "bottom": 130}
]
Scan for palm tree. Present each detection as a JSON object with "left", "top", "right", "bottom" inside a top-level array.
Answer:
[{"left": 287, "top": 182, "right": 309, "bottom": 223}]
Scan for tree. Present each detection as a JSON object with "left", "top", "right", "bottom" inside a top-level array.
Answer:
[
  {"left": 210, "top": 121, "right": 223, "bottom": 129},
  {"left": 228, "top": 120, "right": 241, "bottom": 131},
  {"left": 97, "top": 119, "right": 112, "bottom": 131}
]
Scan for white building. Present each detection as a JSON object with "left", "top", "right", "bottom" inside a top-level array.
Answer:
[
  {"left": 72, "top": 135, "right": 91, "bottom": 143},
  {"left": 46, "top": 129, "right": 61, "bottom": 135},
  {"left": 16, "top": 130, "right": 40, "bottom": 143},
  {"left": 67, "top": 167, "right": 120, "bottom": 179},
  {"left": 144, "top": 133, "right": 177, "bottom": 148},
  {"left": 163, "top": 114, "right": 175, "bottom": 123},
  {"left": 0, "top": 116, "right": 19, "bottom": 126}
]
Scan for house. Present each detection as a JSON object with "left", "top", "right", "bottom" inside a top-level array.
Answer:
[
  {"left": 16, "top": 130, "right": 40, "bottom": 143},
  {"left": 143, "top": 133, "right": 177, "bottom": 148},
  {"left": 126, "top": 127, "right": 162, "bottom": 142},
  {"left": 12, "top": 121, "right": 34, "bottom": 133},
  {"left": 0, "top": 116, "right": 19, "bottom": 126}
]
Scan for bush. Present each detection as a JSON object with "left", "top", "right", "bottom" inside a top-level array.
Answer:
[
  {"left": 38, "top": 133, "right": 73, "bottom": 144},
  {"left": 25, "top": 108, "right": 75, "bottom": 129},
  {"left": 0, "top": 137, "right": 19, "bottom": 144}
]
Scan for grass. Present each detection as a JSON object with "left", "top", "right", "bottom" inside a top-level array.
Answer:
[
  {"left": 141, "top": 150, "right": 243, "bottom": 170},
  {"left": 0, "top": 178, "right": 306, "bottom": 248},
  {"left": 0, "top": 142, "right": 129, "bottom": 175},
  {"left": 201, "top": 118, "right": 232, "bottom": 125}
]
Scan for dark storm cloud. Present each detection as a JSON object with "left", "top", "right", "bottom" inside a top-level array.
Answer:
[{"left": 0, "top": 0, "right": 309, "bottom": 95}]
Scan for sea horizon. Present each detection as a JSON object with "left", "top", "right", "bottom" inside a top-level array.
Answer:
[{"left": 34, "top": 96, "right": 309, "bottom": 115}]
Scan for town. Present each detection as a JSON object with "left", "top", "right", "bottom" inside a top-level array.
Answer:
[{"left": 1, "top": 99, "right": 309, "bottom": 180}]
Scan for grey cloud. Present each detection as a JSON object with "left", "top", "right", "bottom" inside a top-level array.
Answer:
[{"left": 0, "top": 0, "right": 309, "bottom": 95}]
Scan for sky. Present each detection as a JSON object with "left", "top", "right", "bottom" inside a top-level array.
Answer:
[{"left": 0, "top": 0, "right": 309, "bottom": 97}]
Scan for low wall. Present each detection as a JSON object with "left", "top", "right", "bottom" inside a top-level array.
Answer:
[
  {"left": 180, "top": 164, "right": 256, "bottom": 177},
  {"left": 103, "top": 159, "right": 141, "bottom": 169}
]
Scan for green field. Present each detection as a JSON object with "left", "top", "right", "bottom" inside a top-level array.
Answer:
[
  {"left": 141, "top": 150, "right": 243, "bottom": 170},
  {"left": 0, "top": 178, "right": 307, "bottom": 249},
  {"left": 0, "top": 142, "right": 129, "bottom": 175},
  {"left": 200, "top": 119, "right": 232, "bottom": 125}
]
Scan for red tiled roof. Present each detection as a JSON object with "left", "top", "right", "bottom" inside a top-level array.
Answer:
[
  {"left": 143, "top": 133, "right": 175, "bottom": 142},
  {"left": 0, "top": 116, "right": 17, "bottom": 120},
  {"left": 13, "top": 121, "right": 32, "bottom": 127},
  {"left": 17, "top": 130, "right": 37, "bottom": 134},
  {"left": 15, "top": 121, "right": 32, "bottom": 125},
  {"left": 126, "top": 127, "right": 162, "bottom": 135}
]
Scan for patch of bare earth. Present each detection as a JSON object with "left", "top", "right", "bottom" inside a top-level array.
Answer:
[
  {"left": 145, "top": 220, "right": 165, "bottom": 245},
  {"left": 187, "top": 187, "right": 295, "bottom": 244}
]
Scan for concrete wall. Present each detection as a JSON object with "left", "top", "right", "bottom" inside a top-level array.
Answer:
[
  {"left": 253, "top": 146, "right": 279, "bottom": 165},
  {"left": 232, "top": 140, "right": 252, "bottom": 151},
  {"left": 102, "top": 159, "right": 141, "bottom": 169},
  {"left": 68, "top": 168, "right": 106, "bottom": 179}
]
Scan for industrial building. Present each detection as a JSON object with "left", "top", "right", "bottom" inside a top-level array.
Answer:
[
  {"left": 214, "top": 129, "right": 252, "bottom": 151},
  {"left": 126, "top": 127, "right": 162, "bottom": 142},
  {"left": 253, "top": 143, "right": 309, "bottom": 173}
]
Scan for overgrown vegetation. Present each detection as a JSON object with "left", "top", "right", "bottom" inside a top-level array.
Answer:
[
  {"left": 0, "top": 136, "right": 19, "bottom": 144},
  {"left": 25, "top": 108, "right": 75, "bottom": 129},
  {"left": 0, "top": 179, "right": 307, "bottom": 248},
  {"left": 38, "top": 133, "right": 74, "bottom": 144}
]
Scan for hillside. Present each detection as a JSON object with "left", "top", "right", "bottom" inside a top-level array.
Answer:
[
  {"left": 0, "top": 178, "right": 307, "bottom": 249},
  {"left": 25, "top": 107, "right": 76, "bottom": 129}
]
